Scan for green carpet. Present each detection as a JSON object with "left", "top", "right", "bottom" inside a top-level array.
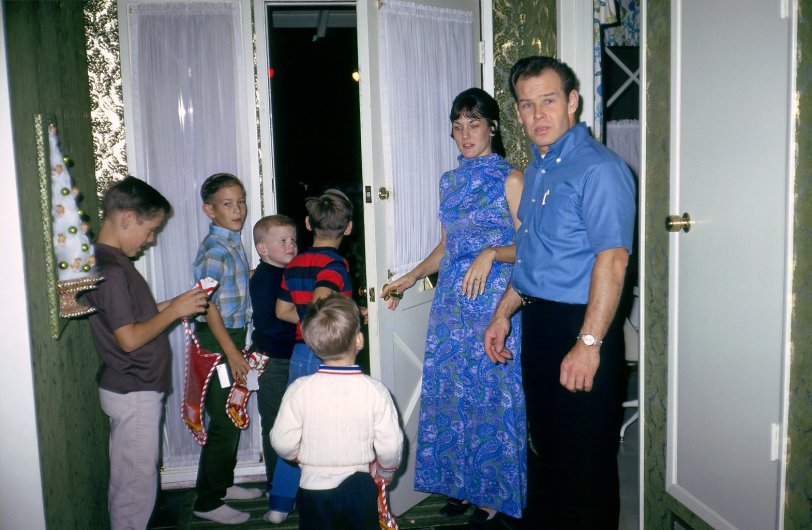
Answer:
[{"left": 148, "top": 483, "right": 523, "bottom": 529}]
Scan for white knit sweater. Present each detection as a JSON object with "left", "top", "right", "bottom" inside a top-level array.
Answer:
[{"left": 270, "top": 365, "right": 404, "bottom": 490}]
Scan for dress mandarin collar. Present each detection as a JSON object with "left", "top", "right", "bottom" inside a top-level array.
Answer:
[{"left": 457, "top": 152, "right": 502, "bottom": 169}]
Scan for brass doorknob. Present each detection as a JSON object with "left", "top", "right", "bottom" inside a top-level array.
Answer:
[
  {"left": 666, "top": 212, "right": 692, "bottom": 233},
  {"left": 378, "top": 187, "right": 390, "bottom": 200},
  {"left": 358, "top": 286, "right": 367, "bottom": 297}
]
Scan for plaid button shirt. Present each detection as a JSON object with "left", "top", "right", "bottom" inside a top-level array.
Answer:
[{"left": 193, "top": 224, "right": 250, "bottom": 328}]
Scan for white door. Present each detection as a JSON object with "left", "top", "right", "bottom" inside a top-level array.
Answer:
[
  {"left": 666, "top": 1, "right": 794, "bottom": 528},
  {"left": 356, "top": 0, "right": 481, "bottom": 515}
]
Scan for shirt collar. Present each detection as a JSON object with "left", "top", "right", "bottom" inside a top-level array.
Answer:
[
  {"left": 530, "top": 122, "right": 589, "bottom": 165},
  {"left": 209, "top": 224, "right": 242, "bottom": 244},
  {"left": 316, "top": 364, "right": 363, "bottom": 375}
]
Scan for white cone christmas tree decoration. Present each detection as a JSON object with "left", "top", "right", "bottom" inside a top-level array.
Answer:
[{"left": 49, "top": 124, "right": 103, "bottom": 318}]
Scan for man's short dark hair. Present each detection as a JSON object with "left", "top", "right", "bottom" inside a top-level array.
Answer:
[
  {"left": 200, "top": 173, "right": 245, "bottom": 204},
  {"left": 102, "top": 176, "right": 171, "bottom": 220},
  {"left": 509, "top": 56, "right": 579, "bottom": 102},
  {"left": 305, "top": 189, "right": 353, "bottom": 239},
  {"left": 301, "top": 293, "right": 361, "bottom": 361}
]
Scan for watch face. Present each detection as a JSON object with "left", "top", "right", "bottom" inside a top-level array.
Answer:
[{"left": 580, "top": 334, "right": 597, "bottom": 346}]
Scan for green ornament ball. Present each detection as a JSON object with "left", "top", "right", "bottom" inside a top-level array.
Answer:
[
  {"left": 58, "top": 261, "right": 68, "bottom": 270},
  {"left": 81, "top": 244, "right": 89, "bottom": 252},
  {"left": 60, "top": 187, "right": 70, "bottom": 196},
  {"left": 82, "top": 264, "right": 91, "bottom": 272},
  {"left": 68, "top": 226, "right": 78, "bottom": 234}
]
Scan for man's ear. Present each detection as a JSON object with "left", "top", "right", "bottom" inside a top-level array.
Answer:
[
  {"left": 202, "top": 202, "right": 215, "bottom": 220},
  {"left": 514, "top": 102, "right": 526, "bottom": 128},
  {"left": 567, "top": 89, "right": 579, "bottom": 118},
  {"left": 344, "top": 220, "right": 353, "bottom": 236}
]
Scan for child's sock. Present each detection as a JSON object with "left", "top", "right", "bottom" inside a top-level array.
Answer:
[
  {"left": 193, "top": 504, "right": 250, "bottom": 524},
  {"left": 222, "top": 485, "right": 263, "bottom": 500},
  {"left": 263, "top": 510, "right": 288, "bottom": 524}
]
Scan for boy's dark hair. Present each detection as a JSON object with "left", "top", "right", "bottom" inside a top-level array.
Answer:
[
  {"left": 102, "top": 176, "right": 171, "bottom": 220},
  {"left": 449, "top": 87, "right": 506, "bottom": 157},
  {"left": 305, "top": 189, "right": 353, "bottom": 239},
  {"left": 253, "top": 214, "right": 296, "bottom": 244},
  {"left": 509, "top": 55, "right": 579, "bottom": 102},
  {"left": 200, "top": 173, "right": 245, "bottom": 204},
  {"left": 301, "top": 293, "right": 361, "bottom": 361}
]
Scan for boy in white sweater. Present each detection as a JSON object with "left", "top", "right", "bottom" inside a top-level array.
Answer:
[{"left": 271, "top": 293, "right": 403, "bottom": 529}]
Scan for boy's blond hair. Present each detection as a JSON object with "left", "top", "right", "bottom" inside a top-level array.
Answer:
[
  {"left": 305, "top": 189, "right": 353, "bottom": 239},
  {"left": 301, "top": 293, "right": 361, "bottom": 361},
  {"left": 253, "top": 214, "right": 296, "bottom": 244}
]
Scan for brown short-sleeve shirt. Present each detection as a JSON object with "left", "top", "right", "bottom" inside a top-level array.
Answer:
[{"left": 85, "top": 243, "right": 172, "bottom": 393}]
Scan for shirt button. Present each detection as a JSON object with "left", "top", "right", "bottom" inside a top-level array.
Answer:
[
  {"left": 524, "top": 229, "right": 528, "bottom": 233},
  {"left": 531, "top": 198, "right": 536, "bottom": 203},
  {"left": 517, "top": 259, "right": 522, "bottom": 264},
  {"left": 556, "top": 157, "right": 562, "bottom": 163},
  {"left": 541, "top": 169, "right": 546, "bottom": 174}
]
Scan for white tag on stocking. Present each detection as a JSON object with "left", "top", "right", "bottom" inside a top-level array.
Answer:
[
  {"left": 246, "top": 369, "right": 260, "bottom": 391},
  {"left": 216, "top": 363, "right": 231, "bottom": 388}
]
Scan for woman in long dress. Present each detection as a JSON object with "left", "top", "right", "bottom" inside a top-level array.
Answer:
[{"left": 381, "top": 88, "right": 526, "bottom": 527}]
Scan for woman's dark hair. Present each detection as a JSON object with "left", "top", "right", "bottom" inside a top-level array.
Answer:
[{"left": 449, "top": 87, "right": 506, "bottom": 157}]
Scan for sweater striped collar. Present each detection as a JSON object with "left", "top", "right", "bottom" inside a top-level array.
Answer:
[{"left": 316, "top": 365, "right": 363, "bottom": 375}]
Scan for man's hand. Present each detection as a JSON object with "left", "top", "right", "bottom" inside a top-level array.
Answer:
[
  {"left": 483, "top": 316, "right": 513, "bottom": 364},
  {"left": 559, "top": 342, "right": 601, "bottom": 392}
]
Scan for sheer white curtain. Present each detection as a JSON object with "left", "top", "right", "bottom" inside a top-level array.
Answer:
[
  {"left": 379, "top": 0, "right": 474, "bottom": 276},
  {"left": 126, "top": 1, "right": 260, "bottom": 471}
]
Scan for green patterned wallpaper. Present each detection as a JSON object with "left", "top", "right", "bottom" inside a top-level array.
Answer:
[
  {"left": 6, "top": 1, "right": 109, "bottom": 528},
  {"left": 492, "top": 0, "right": 556, "bottom": 169},
  {"left": 786, "top": 2, "right": 812, "bottom": 527}
]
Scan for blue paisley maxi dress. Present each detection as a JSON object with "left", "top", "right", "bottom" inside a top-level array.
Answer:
[{"left": 414, "top": 153, "right": 527, "bottom": 518}]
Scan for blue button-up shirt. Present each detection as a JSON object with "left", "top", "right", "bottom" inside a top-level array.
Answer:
[
  {"left": 194, "top": 224, "right": 251, "bottom": 328},
  {"left": 512, "top": 123, "right": 636, "bottom": 304}
]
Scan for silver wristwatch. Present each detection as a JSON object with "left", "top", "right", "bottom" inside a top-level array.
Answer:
[{"left": 576, "top": 333, "right": 603, "bottom": 347}]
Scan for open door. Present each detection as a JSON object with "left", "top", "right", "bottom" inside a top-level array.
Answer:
[
  {"left": 356, "top": 0, "right": 481, "bottom": 515},
  {"left": 665, "top": 0, "right": 794, "bottom": 527}
]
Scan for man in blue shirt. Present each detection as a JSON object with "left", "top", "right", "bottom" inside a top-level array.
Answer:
[{"left": 484, "top": 56, "right": 635, "bottom": 529}]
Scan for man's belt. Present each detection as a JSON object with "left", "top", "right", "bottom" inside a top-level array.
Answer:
[{"left": 519, "top": 294, "right": 553, "bottom": 306}]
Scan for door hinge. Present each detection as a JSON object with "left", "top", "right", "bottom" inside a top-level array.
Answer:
[
  {"left": 365, "top": 186, "right": 372, "bottom": 203},
  {"left": 770, "top": 423, "right": 781, "bottom": 461},
  {"left": 479, "top": 41, "right": 486, "bottom": 64}
]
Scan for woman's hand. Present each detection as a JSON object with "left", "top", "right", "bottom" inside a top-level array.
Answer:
[
  {"left": 462, "top": 248, "right": 496, "bottom": 300},
  {"left": 380, "top": 273, "right": 417, "bottom": 310}
]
